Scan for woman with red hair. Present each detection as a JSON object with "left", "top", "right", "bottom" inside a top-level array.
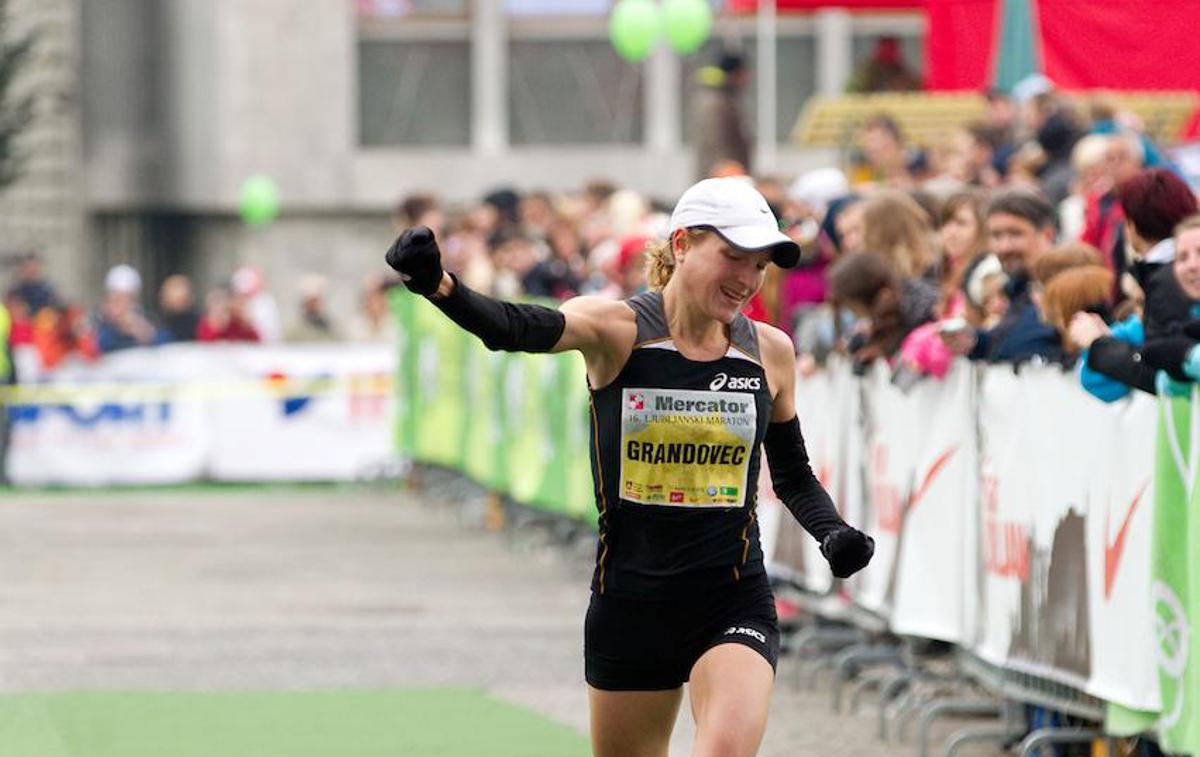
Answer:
[
  {"left": 1120, "top": 168, "right": 1199, "bottom": 263},
  {"left": 1115, "top": 168, "right": 1198, "bottom": 334}
]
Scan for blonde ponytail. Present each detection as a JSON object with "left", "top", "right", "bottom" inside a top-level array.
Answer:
[
  {"left": 645, "top": 229, "right": 709, "bottom": 291},
  {"left": 645, "top": 238, "right": 675, "bottom": 290}
]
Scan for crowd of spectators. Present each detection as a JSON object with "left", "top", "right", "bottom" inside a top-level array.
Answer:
[
  {"left": 4, "top": 78, "right": 1200, "bottom": 405},
  {"left": 1, "top": 252, "right": 401, "bottom": 381},
  {"left": 372, "top": 83, "right": 1199, "bottom": 404}
]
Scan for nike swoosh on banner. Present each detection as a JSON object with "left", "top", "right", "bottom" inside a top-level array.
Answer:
[
  {"left": 1104, "top": 481, "right": 1148, "bottom": 600},
  {"left": 905, "top": 446, "right": 958, "bottom": 515}
]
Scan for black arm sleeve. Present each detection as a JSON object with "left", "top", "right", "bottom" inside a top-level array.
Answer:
[
  {"left": 430, "top": 274, "right": 566, "bottom": 353},
  {"left": 763, "top": 416, "right": 846, "bottom": 542},
  {"left": 1087, "top": 336, "right": 1157, "bottom": 395}
]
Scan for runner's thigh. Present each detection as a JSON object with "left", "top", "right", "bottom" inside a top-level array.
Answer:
[
  {"left": 589, "top": 685, "right": 682, "bottom": 757},
  {"left": 688, "top": 644, "right": 773, "bottom": 757}
]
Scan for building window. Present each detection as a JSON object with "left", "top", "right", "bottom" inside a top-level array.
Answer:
[
  {"left": 508, "top": 39, "right": 643, "bottom": 145},
  {"left": 358, "top": 39, "right": 472, "bottom": 146},
  {"left": 850, "top": 33, "right": 924, "bottom": 88}
]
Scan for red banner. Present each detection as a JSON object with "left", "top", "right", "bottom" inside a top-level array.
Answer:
[
  {"left": 726, "top": 0, "right": 923, "bottom": 11},
  {"left": 1037, "top": 0, "right": 1200, "bottom": 90},
  {"left": 924, "top": 0, "right": 996, "bottom": 90},
  {"left": 728, "top": 0, "right": 1200, "bottom": 92}
]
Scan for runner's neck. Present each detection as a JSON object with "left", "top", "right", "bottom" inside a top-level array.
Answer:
[{"left": 661, "top": 282, "right": 731, "bottom": 361}]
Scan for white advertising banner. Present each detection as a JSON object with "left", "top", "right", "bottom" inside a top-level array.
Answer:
[
  {"left": 975, "top": 365, "right": 1159, "bottom": 710},
  {"left": 768, "top": 361, "right": 1159, "bottom": 711},
  {"left": 849, "top": 362, "right": 908, "bottom": 616},
  {"left": 976, "top": 367, "right": 1094, "bottom": 687},
  {"left": 7, "top": 345, "right": 213, "bottom": 486},
  {"left": 1085, "top": 390, "right": 1160, "bottom": 711},
  {"left": 888, "top": 362, "right": 977, "bottom": 645},
  {"left": 6, "top": 343, "right": 394, "bottom": 486},
  {"left": 204, "top": 345, "right": 395, "bottom": 482}
]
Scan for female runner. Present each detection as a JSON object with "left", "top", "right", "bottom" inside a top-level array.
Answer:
[{"left": 387, "top": 177, "right": 874, "bottom": 757}]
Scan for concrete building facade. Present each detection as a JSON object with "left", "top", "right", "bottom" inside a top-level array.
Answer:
[{"left": 0, "top": 0, "right": 922, "bottom": 319}]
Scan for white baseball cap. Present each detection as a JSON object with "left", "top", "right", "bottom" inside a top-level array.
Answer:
[
  {"left": 787, "top": 168, "right": 849, "bottom": 213},
  {"left": 104, "top": 264, "right": 142, "bottom": 294},
  {"left": 669, "top": 178, "right": 800, "bottom": 268},
  {"left": 1011, "top": 73, "right": 1054, "bottom": 103}
]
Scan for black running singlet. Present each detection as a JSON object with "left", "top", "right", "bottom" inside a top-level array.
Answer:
[{"left": 588, "top": 290, "right": 773, "bottom": 597}]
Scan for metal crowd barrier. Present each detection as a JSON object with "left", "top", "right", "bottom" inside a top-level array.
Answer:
[
  {"left": 771, "top": 580, "right": 1136, "bottom": 757},
  {"left": 406, "top": 461, "right": 1155, "bottom": 757}
]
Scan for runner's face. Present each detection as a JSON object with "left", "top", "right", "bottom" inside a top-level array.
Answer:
[{"left": 680, "top": 232, "right": 770, "bottom": 323}]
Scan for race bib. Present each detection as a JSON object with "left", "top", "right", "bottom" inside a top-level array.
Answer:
[{"left": 619, "top": 387, "right": 756, "bottom": 508}]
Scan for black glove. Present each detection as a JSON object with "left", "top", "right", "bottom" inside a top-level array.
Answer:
[
  {"left": 385, "top": 225, "right": 444, "bottom": 296},
  {"left": 1140, "top": 337, "right": 1197, "bottom": 382},
  {"left": 821, "top": 526, "right": 875, "bottom": 579}
]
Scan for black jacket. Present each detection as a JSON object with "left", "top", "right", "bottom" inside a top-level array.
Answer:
[
  {"left": 1086, "top": 336, "right": 1157, "bottom": 395},
  {"left": 969, "top": 274, "right": 1065, "bottom": 365},
  {"left": 1132, "top": 260, "right": 1194, "bottom": 340},
  {"left": 1086, "top": 263, "right": 1200, "bottom": 395}
]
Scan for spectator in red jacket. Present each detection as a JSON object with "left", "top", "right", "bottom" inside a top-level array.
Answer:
[{"left": 197, "top": 287, "right": 260, "bottom": 342}]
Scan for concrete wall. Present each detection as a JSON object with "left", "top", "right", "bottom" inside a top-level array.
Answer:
[
  {"left": 83, "top": 0, "right": 355, "bottom": 211},
  {"left": 0, "top": 0, "right": 85, "bottom": 300}
]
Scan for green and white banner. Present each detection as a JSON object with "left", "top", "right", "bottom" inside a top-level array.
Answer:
[
  {"left": 1148, "top": 392, "right": 1199, "bottom": 753},
  {"left": 394, "top": 293, "right": 593, "bottom": 523}
]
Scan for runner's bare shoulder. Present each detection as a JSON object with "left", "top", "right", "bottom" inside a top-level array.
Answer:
[
  {"left": 557, "top": 296, "right": 638, "bottom": 354},
  {"left": 752, "top": 320, "right": 797, "bottom": 400}
]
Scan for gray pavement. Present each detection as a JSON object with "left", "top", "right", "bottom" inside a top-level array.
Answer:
[{"left": 0, "top": 480, "right": 1005, "bottom": 756}]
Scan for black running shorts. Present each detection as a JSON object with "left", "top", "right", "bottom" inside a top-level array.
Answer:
[{"left": 584, "top": 573, "right": 780, "bottom": 691}]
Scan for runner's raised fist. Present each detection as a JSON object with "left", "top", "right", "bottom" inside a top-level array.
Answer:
[{"left": 385, "top": 225, "right": 443, "bottom": 296}]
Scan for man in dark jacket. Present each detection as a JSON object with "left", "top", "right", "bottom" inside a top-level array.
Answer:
[
  {"left": 5, "top": 252, "right": 59, "bottom": 315},
  {"left": 944, "top": 191, "right": 1064, "bottom": 364},
  {"left": 691, "top": 49, "right": 750, "bottom": 181}
]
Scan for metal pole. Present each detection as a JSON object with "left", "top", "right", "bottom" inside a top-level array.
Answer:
[
  {"left": 817, "top": 8, "right": 852, "bottom": 96},
  {"left": 646, "top": 40, "right": 681, "bottom": 155},
  {"left": 471, "top": 0, "right": 506, "bottom": 155},
  {"left": 755, "top": 0, "right": 777, "bottom": 173}
]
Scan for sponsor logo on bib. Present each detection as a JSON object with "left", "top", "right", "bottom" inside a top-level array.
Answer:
[{"left": 709, "top": 372, "right": 760, "bottom": 391}]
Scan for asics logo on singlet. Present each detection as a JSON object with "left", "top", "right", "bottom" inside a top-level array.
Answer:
[
  {"left": 709, "top": 372, "right": 760, "bottom": 391},
  {"left": 724, "top": 626, "right": 766, "bottom": 644}
]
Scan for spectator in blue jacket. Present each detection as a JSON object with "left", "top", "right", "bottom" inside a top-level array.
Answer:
[{"left": 94, "top": 264, "right": 157, "bottom": 354}]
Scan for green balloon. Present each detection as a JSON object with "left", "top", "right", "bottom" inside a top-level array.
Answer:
[
  {"left": 240, "top": 175, "right": 279, "bottom": 226},
  {"left": 609, "top": 0, "right": 661, "bottom": 63},
  {"left": 663, "top": 0, "right": 713, "bottom": 55}
]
